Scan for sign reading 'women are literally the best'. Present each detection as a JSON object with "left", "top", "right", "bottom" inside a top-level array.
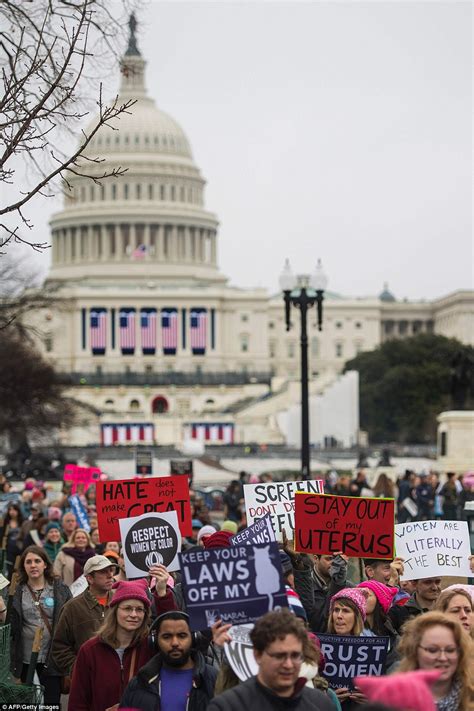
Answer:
[{"left": 395, "top": 520, "right": 472, "bottom": 580}]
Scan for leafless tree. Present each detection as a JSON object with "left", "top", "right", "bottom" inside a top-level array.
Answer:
[{"left": 0, "top": 0, "right": 138, "bottom": 253}]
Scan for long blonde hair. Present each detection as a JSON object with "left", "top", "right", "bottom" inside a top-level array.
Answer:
[
  {"left": 398, "top": 612, "right": 474, "bottom": 711},
  {"left": 97, "top": 604, "right": 151, "bottom": 649}
]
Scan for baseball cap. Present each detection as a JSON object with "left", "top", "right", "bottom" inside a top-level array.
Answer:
[{"left": 83, "top": 555, "right": 117, "bottom": 576}]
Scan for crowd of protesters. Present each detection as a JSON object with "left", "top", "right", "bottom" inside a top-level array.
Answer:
[{"left": 0, "top": 468, "right": 473, "bottom": 711}]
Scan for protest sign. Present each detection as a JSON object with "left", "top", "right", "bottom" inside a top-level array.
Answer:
[
  {"left": 317, "top": 635, "right": 389, "bottom": 690},
  {"left": 224, "top": 624, "right": 258, "bottom": 682},
  {"left": 69, "top": 495, "right": 90, "bottom": 533},
  {"left": 179, "top": 541, "right": 288, "bottom": 630},
  {"left": 230, "top": 514, "right": 276, "bottom": 547},
  {"left": 120, "top": 511, "right": 181, "bottom": 578},
  {"left": 135, "top": 449, "right": 153, "bottom": 476},
  {"left": 170, "top": 460, "right": 193, "bottom": 484},
  {"left": 394, "top": 520, "right": 472, "bottom": 580},
  {"left": 244, "top": 479, "right": 324, "bottom": 540},
  {"left": 294, "top": 493, "right": 394, "bottom": 559},
  {"left": 70, "top": 575, "right": 88, "bottom": 598},
  {"left": 64, "top": 464, "right": 101, "bottom": 493},
  {"left": 96, "top": 476, "right": 192, "bottom": 541}
]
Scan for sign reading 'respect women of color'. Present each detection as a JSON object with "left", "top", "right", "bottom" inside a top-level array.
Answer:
[
  {"left": 119, "top": 510, "right": 182, "bottom": 579},
  {"left": 96, "top": 475, "right": 192, "bottom": 541},
  {"left": 244, "top": 479, "right": 324, "bottom": 540},
  {"left": 294, "top": 493, "right": 395, "bottom": 559},
  {"left": 395, "top": 520, "right": 472, "bottom": 580}
]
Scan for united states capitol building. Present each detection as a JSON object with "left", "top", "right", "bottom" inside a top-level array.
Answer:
[{"left": 39, "top": 22, "right": 474, "bottom": 449}]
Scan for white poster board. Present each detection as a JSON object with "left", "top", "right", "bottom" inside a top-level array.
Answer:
[
  {"left": 119, "top": 510, "right": 181, "bottom": 579},
  {"left": 395, "top": 520, "right": 472, "bottom": 580},
  {"left": 224, "top": 624, "right": 258, "bottom": 682},
  {"left": 244, "top": 479, "right": 324, "bottom": 540}
]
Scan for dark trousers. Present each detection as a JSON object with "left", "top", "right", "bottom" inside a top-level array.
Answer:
[{"left": 21, "top": 662, "right": 61, "bottom": 706}]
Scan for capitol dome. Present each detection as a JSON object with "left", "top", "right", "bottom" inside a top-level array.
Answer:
[{"left": 48, "top": 14, "right": 224, "bottom": 286}]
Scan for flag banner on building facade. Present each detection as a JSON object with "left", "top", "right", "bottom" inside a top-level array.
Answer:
[
  {"left": 317, "top": 635, "right": 389, "bottom": 690},
  {"left": 135, "top": 449, "right": 153, "bottom": 476},
  {"left": 119, "top": 307, "right": 136, "bottom": 354},
  {"left": 140, "top": 308, "right": 157, "bottom": 354},
  {"left": 190, "top": 308, "right": 207, "bottom": 354},
  {"left": 294, "top": 493, "right": 395, "bottom": 559},
  {"left": 244, "top": 479, "right": 325, "bottom": 541},
  {"left": 119, "top": 511, "right": 181, "bottom": 578},
  {"left": 161, "top": 308, "right": 178, "bottom": 354},
  {"left": 100, "top": 423, "right": 154, "bottom": 446},
  {"left": 183, "top": 423, "right": 234, "bottom": 443},
  {"left": 179, "top": 541, "right": 288, "bottom": 630},
  {"left": 395, "top": 520, "right": 472, "bottom": 580},
  {"left": 224, "top": 624, "right": 258, "bottom": 682},
  {"left": 230, "top": 513, "right": 276, "bottom": 546},
  {"left": 69, "top": 494, "right": 91, "bottom": 532},
  {"left": 96, "top": 475, "right": 192, "bottom": 541},
  {"left": 90, "top": 308, "right": 107, "bottom": 354},
  {"left": 131, "top": 244, "right": 147, "bottom": 259},
  {"left": 63, "top": 464, "right": 101, "bottom": 494}
]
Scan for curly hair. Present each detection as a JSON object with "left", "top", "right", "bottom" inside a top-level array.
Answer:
[
  {"left": 250, "top": 608, "right": 307, "bottom": 652},
  {"left": 18, "top": 545, "right": 55, "bottom": 585},
  {"left": 398, "top": 611, "right": 474, "bottom": 711}
]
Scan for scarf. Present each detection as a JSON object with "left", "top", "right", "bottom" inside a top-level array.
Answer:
[
  {"left": 437, "top": 680, "right": 461, "bottom": 711},
  {"left": 62, "top": 547, "right": 95, "bottom": 581}
]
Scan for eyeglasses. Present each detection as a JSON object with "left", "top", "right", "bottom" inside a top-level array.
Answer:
[
  {"left": 118, "top": 605, "right": 146, "bottom": 615},
  {"left": 264, "top": 651, "right": 303, "bottom": 664},
  {"left": 418, "top": 645, "right": 459, "bottom": 657}
]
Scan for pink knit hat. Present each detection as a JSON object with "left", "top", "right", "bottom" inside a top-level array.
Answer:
[
  {"left": 110, "top": 579, "right": 151, "bottom": 609},
  {"left": 357, "top": 580, "right": 398, "bottom": 614},
  {"left": 330, "top": 588, "right": 367, "bottom": 622},
  {"left": 355, "top": 670, "right": 440, "bottom": 711}
]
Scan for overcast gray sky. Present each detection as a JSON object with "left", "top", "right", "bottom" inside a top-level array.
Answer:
[{"left": 18, "top": 0, "right": 473, "bottom": 300}]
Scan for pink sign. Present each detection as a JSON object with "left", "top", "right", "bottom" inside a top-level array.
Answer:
[{"left": 63, "top": 464, "right": 101, "bottom": 493}]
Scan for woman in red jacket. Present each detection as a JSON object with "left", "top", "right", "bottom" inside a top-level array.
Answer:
[{"left": 69, "top": 578, "right": 154, "bottom": 711}]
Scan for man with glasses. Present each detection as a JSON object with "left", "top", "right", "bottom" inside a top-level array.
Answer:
[
  {"left": 207, "top": 609, "right": 334, "bottom": 710},
  {"left": 120, "top": 611, "right": 217, "bottom": 711}
]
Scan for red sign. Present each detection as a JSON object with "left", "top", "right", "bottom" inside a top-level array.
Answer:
[
  {"left": 96, "top": 476, "right": 192, "bottom": 541},
  {"left": 294, "top": 493, "right": 395, "bottom": 559},
  {"left": 63, "top": 464, "right": 101, "bottom": 493}
]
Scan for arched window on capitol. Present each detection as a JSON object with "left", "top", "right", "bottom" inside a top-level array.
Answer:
[{"left": 152, "top": 395, "right": 169, "bottom": 414}]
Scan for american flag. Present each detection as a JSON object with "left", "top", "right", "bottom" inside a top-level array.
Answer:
[
  {"left": 190, "top": 309, "right": 207, "bottom": 354},
  {"left": 90, "top": 309, "right": 107, "bottom": 354},
  {"left": 161, "top": 309, "right": 178, "bottom": 354},
  {"left": 132, "top": 244, "right": 147, "bottom": 260},
  {"left": 120, "top": 308, "right": 136, "bottom": 354},
  {"left": 141, "top": 309, "right": 156, "bottom": 354}
]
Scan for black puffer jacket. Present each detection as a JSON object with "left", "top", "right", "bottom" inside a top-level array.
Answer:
[
  {"left": 10, "top": 579, "right": 72, "bottom": 677},
  {"left": 207, "top": 676, "right": 336, "bottom": 711},
  {"left": 119, "top": 650, "right": 217, "bottom": 711}
]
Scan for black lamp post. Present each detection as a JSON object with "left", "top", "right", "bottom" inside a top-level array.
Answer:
[{"left": 279, "top": 259, "right": 328, "bottom": 480}]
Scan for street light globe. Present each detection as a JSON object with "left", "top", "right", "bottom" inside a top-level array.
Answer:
[
  {"left": 311, "top": 258, "right": 328, "bottom": 291},
  {"left": 279, "top": 258, "right": 297, "bottom": 291}
]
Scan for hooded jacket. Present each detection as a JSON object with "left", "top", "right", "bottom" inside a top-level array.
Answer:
[{"left": 119, "top": 650, "right": 217, "bottom": 711}]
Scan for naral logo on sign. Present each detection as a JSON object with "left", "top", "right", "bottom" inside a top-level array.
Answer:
[{"left": 125, "top": 515, "right": 179, "bottom": 571}]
